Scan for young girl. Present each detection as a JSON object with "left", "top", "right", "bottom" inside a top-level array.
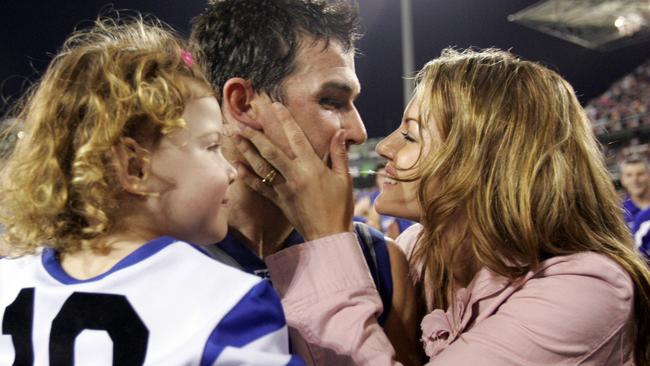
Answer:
[
  {"left": 0, "top": 17, "right": 301, "bottom": 365},
  {"left": 233, "top": 48, "right": 650, "bottom": 365}
]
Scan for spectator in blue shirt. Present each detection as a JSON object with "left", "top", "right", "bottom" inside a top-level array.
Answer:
[
  {"left": 620, "top": 158, "right": 650, "bottom": 228},
  {"left": 620, "top": 158, "right": 650, "bottom": 259}
]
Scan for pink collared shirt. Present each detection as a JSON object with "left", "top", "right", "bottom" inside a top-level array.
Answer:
[{"left": 266, "top": 229, "right": 636, "bottom": 365}]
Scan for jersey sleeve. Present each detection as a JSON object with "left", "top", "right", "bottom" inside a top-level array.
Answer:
[{"left": 200, "top": 280, "right": 305, "bottom": 366}]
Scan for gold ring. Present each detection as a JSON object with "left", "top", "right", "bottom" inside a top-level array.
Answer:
[{"left": 261, "top": 169, "right": 278, "bottom": 185}]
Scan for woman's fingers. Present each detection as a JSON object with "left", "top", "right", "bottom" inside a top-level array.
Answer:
[
  {"left": 232, "top": 100, "right": 355, "bottom": 240},
  {"left": 271, "top": 103, "right": 319, "bottom": 162},
  {"left": 232, "top": 132, "right": 287, "bottom": 185},
  {"left": 252, "top": 97, "right": 295, "bottom": 159},
  {"left": 329, "top": 130, "right": 350, "bottom": 175},
  {"left": 235, "top": 163, "right": 279, "bottom": 202},
  {"left": 235, "top": 102, "right": 320, "bottom": 182}
]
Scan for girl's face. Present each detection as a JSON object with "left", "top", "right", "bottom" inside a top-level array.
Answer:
[
  {"left": 147, "top": 96, "right": 237, "bottom": 245},
  {"left": 374, "top": 97, "right": 435, "bottom": 222}
]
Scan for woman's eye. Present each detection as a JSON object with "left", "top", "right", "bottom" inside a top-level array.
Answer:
[
  {"left": 400, "top": 131, "right": 417, "bottom": 142},
  {"left": 207, "top": 143, "right": 220, "bottom": 152}
]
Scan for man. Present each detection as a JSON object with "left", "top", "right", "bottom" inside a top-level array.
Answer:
[
  {"left": 620, "top": 158, "right": 650, "bottom": 259},
  {"left": 620, "top": 158, "right": 650, "bottom": 228},
  {"left": 190, "top": 1, "right": 419, "bottom": 364}
]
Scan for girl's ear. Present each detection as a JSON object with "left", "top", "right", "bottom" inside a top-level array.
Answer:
[
  {"left": 111, "top": 137, "right": 155, "bottom": 196},
  {"left": 222, "top": 77, "right": 262, "bottom": 130}
]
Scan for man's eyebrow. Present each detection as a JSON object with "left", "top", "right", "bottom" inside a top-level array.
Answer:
[{"left": 319, "top": 81, "right": 360, "bottom": 96}]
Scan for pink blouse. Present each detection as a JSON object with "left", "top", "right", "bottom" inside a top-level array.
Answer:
[{"left": 265, "top": 229, "right": 636, "bottom": 365}]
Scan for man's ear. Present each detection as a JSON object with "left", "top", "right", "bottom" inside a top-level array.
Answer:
[
  {"left": 222, "top": 77, "right": 262, "bottom": 130},
  {"left": 111, "top": 137, "right": 155, "bottom": 196}
]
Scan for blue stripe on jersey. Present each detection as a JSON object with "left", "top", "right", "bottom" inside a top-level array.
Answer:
[
  {"left": 355, "top": 224, "right": 393, "bottom": 325},
  {"left": 200, "top": 280, "right": 294, "bottom": 365},
  {"left": 372, "top": 230, "right": 392, "bottom": 325},
  {"left": 41, "top": 236, "right": 177, "bottom": 284}
]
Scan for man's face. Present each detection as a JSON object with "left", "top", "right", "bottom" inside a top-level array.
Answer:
[
  {"left": 621, "top": 162, "right": 650, "bottom": 198},
  {"left": 273, "top": 39, "right": 367, "bottom": 159}
]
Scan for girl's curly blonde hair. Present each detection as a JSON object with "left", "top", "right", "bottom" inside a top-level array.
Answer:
[{"left": 0, "top": 15, "right": 212, "bottom": 256}]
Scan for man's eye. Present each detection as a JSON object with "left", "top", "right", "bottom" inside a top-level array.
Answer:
[
  {"left": 400, "top": 131, "right": 417, "bottom": 142},
  {"left": 320, "top": 98, "right": 344, "bottom": 109}
]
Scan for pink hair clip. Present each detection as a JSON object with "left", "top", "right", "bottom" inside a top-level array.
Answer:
[{"left": 181, "top": 49, "right": 194, "bottom": 68}]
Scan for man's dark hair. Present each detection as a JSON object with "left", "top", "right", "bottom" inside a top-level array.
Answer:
[
  {"left": 190, "top": 0, "right": 361, "bottom": 101},
  {"left": 621, "top": 157, "right": 650, "bottom": 170}
]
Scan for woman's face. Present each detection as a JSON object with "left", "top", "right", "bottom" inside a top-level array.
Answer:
[{"left": 374, "top": 96, "right": 435, "bottom": 222}]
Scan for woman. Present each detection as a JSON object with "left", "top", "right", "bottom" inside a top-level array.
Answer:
[{"left": 233, "top": 48, "right": 650, "bottom": 365}]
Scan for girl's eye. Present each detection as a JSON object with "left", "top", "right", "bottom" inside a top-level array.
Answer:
[
  {"left": 400, "top": 130, "right": 417, "bottom": 142},
  {"left": 207, "top": 143, "right": 220, "bottom": 152}
]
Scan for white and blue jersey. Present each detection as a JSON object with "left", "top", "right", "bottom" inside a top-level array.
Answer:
[
  {"left": 0, "top": 236, "right": 304, "bottom": 365},
  {"left": 206, "top": 222, "right": 394, "bottom": 326}
]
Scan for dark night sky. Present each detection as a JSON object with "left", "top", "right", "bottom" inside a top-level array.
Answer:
[{"left": 2, "top": 0, "right": 650, "bottom": 138}]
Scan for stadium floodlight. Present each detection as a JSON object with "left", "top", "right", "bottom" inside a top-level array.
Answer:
[{"left": 508, "top": 0, "right": 650, "bottom": 51}]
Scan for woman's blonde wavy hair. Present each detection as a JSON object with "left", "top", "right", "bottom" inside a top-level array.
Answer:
[
  {"left": 0, "top": 15, "right": 212, "bottom": 256},
  {"left": 409, "top": 48, "right": 650, "bottom": 365}
]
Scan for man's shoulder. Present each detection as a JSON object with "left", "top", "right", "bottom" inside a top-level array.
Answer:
[
  {"left": 622, "top": 196, "right": 640, "bottom": 214},
  {"left": 202, "top": 242, "right": 245, "bottom": 270},
  {"left": 634, "top": 206, "right": 650, "bottom": 226},
  {"left": 353, "top": 221, "right": 385, "bottom": 243}
]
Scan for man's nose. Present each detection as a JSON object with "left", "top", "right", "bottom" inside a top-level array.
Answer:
[{"left": 342, "top": 107, "right": 367, "bottom": 145}]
